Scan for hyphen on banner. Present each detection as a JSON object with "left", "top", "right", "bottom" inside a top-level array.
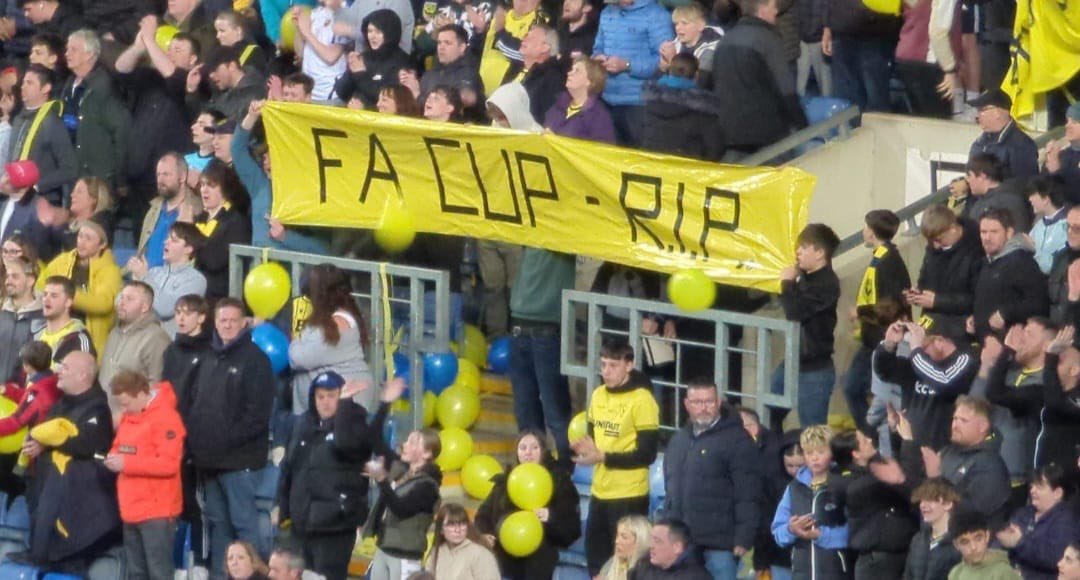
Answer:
[{"left": 263, "top": 102, "right": 816, "bottom": 293}]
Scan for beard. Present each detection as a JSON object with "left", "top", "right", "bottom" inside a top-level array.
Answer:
[{"left": 159, "top": 185, "right": 180, "bottom": 200}]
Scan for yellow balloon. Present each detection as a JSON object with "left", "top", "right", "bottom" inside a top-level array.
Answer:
[
  {"left": 375, "top": 201, "right": 416, "bottom": 254},
  {"left": 862, "top": 0, "right": 901, "bottom": 14},
  {"left": 243, "top": 262, "right": 292, "bottom": 319},
  {"left": 668, "top": 269, "right": 716, "bottom": 312},
  {"left": 155, "top": 24, "right": 179, "bottom": 51},
  {"left": 568, "top": 412, "right": 587, "bottom": 444},
  {"left": 507, "top": 463, "right": 553, "bottom": 510},
  {"left": 436, "top": 427, "right": 473, "bottom": 471},
  {"left": 461, "top": 454, "right": 504, "bottom": 499},
  {"left": 279, "top": 6, "right": 310, "bottom": 52},
  {"left": 0, "top": 397, "right": 25, "bottom": 454},
  {"left": 462, "top": 324, "right": 488, "bottom": 369},
  {"left": 436, "top": 386, "right": 480, "bottom": 429},
  {"left": 454, "top": 358, "right": 480, "bottom": 392},
  {"left": 499, "top": 510, "right": 544, "bottom": 557},
  {"left": 422, "top": 391, "right": 437, "bottom": 427}
]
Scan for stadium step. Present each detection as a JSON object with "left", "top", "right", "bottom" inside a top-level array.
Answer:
[{"left": 348, "top": 372, "right": 518, "bottom": 577}]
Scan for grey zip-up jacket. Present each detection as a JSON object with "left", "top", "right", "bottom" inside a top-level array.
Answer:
[{"left": 141, "top": 262, "right": 207, "bottom": 338}]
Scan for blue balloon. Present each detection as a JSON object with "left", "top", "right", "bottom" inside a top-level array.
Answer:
[
  {"left": 392, "top": 352, "right": 411, "bottom": 382},
  {"left": 422, "top": 352, "right": 458, "bottom": 394},
  {"left": 487, "top": 337, "right": 510, "bottom": 374},
  {"left": 252, "top": 323, "right": 290, "bottom": 374}
]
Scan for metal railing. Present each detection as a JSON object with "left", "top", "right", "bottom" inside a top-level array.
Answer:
[
  {"left": 835, "top": 125, "right": 1066, "bottom": 256},
  {"left": 228, "top": 245, "right": 452, "bottom": 431},
  {"left": 560, "top": 290, "right": 800, "bottom": 431},
  {"left": 742, "top": 105, "right": 861, "bottom": 167}
]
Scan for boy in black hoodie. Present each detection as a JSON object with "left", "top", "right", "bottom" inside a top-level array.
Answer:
[
  {"left": 573, "top": 341, "right": 660, "bottom": 576},
  {"left": 773, "top": 223, "right": 841, "bottom": 428}
]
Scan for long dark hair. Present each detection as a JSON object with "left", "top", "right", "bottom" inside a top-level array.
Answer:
[
  {"left": 429, "top": 503, "right": 489, "bottom": 570},
  {"left": 302, "top": 263, "right": 369, "bottom": 347},
  {"left": 512, "top": 429, "right": 554, "bottom": 468}
]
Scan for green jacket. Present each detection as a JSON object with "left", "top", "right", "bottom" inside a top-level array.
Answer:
[
  {"left": 63, "top": 66, "right": 132, "bottom": 187},
  {"left": 947, "top": 549, "right": 1020, "bottom": 580}
]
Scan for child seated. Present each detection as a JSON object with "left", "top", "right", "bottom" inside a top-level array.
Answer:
[{"left": 947, "top": 509, "right": 1019, "bottom": 580}]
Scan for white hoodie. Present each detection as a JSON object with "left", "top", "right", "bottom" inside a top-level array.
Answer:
[{"left": 486, "top": 82, "right": 543, "bottom": 133}]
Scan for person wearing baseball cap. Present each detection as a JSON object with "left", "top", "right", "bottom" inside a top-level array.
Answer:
[
  {"left": 0, "top": 159, "right": 45, "bottom": 243},
  {"left": 964, "top": 88, "right": 1039, "bottom": 181},
  {"left": 278, "top": 371, "right": 385, "bottom": 580},
  {"left": 1043, "top": 102, "right": 1080, "bottom": 200}
]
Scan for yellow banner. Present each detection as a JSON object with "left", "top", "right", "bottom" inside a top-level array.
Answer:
[{"left": 264, "top": 102, "right": 816, "bottom": 293}]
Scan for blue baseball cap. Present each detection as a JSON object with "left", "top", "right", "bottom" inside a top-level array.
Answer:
[{"left": 311, "top": 371, "right": 346, "bottom": 391}]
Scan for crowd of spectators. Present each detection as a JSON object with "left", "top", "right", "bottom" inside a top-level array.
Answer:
[{"left": 0, "top": 0, "right": 1073, "bottom": 578}]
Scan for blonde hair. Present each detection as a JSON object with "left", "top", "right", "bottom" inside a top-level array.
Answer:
[
  {"left": 800, "top": 425, "right": 833, "bottom": 451},
  {"left": 76, "top": 177, "right": 113, "bottom": 214},
  {"left": 672, "top": 3, "right": 706, "bottom": 23},
  {"left": 597, "top": 515, "right": 651, "bottom": 580}
]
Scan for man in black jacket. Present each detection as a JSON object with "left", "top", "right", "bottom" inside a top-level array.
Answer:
[
  {"left": 846, "top": 209, "right": 910, "bottom": 432},
  {"left": 279, "top": 371, "right": 381, "bottom": 580},
  {"left": 966, "top": 88, "right": 1039, "bottom": 181},
  {"left": 24, "top": 350, "right": 119, "bottom": 570},
  {"left": 408, "top": 25, "right": 484, "bottom": 108},
  {"left": 845, "top": 429, "right": 919, "bottom": 579},
  {"left": 956, "top": 153, "right": 1033, "bottom": 233},
  {"left": 505, "top": 24, "right": 566, "bottom": 123},
  {"left": 664, "top": 379, "right": 759, "bottom": 579},
  {"left": 629, "top": 519, "right": 712, "bottom": 580},
  {"left": 184, "top": 298, "right": 274, "bottom": 578},
  {"left": 906, "top": 204, "right": 984, "bottom": 333},
  {"left": 971, "top": 209, "right": 1048, "bottom": 340},
  {"left": 711, "top": 0, "right": 806, "bottom": 159}
]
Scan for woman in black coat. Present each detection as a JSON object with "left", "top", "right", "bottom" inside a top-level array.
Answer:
[
  {"left": 334, "top": 9, "right": 411, "bottom": 108},
  {"left": 193, "top": 161, "right": 252, "bottom": 301},
  {"left": 475, "top": 429, "right": 582, "bottom": 580}
]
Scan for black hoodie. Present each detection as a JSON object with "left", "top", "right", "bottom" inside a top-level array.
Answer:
[
  {"left": 334, "top": 9, "right": 411, "bottom": 107},
  {"left": 641, "top": 77, "right": 726, "bottom": 162},
  {"left": 185, "top": 329, "right": 275, "bottom": 472},
  {"left": 162, "top": 329, "right": 212, "bottom": 419},
  {"left": 916, "top": 220, "right": 984, "bottom": 331},
  {"left": 1047, "top": 246, "right": 1080, "bottom": 325}
]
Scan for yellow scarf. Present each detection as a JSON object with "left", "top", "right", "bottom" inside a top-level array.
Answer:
[
  {"left": 856, "top": 245, "right": 890, "bottom": 308},
  {"left": 20, "top": 100, "right": 61, "bottom": 160},
  {"left": 196, "top": 202, "right": 231, "bottom": 238}
]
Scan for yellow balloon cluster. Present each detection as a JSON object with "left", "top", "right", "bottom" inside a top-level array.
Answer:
[
  {"left": 507, "top": 463, "right": 553, "bottom": 510},
  {"left": 499, "top": 511, "right": 544, "bottom": 557},
  {"left": 436, "top": 427, "right": 473, "bottom": 471},
  {"left": 435, "top": 386, "right": 480, "bottom": 429}
]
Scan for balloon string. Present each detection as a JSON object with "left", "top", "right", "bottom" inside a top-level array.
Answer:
[
  {"left": 261, "top": 247, "right": 269, "bottom": 264},
  {"left": 380, "top": 262, "right": 395, "bottom": 379}
]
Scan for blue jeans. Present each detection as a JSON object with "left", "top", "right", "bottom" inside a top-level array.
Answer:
[
  {"left": 771, "top": 565, "right": 793, "bottom": 580},
  {"left": 703, "top": 549, "right": 740, "bottom": 580},
  {"left": 202, "top": 469, "right": 264, "bottom": 580},
  {"left": 772, "top": 364, "right": 836, "bottom": 427},
  {"left": 831, "top": 36, "right": 894, "bottom": 113},
  {"left": 844, "top": 345, "right": 873, "bottom": 431},
  {"left": 509, "top": 330, "right": 572, "bottom": 462}
]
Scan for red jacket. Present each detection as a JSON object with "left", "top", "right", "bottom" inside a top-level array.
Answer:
[
  {"left": 110, "top": 381, "right": 186, "bottom": 524},
  {"left": 0, "top": 372, "right": 61, "bottom": 437}
]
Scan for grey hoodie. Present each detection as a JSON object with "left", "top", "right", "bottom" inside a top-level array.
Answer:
[
  {"left": 141, "top": 262, "right": 207, "bottom": 338},
  {"left": 487, "top": 83, "right": 542, "bottom": 133}
]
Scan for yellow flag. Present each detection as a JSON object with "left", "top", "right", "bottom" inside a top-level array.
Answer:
[{"left": 1002, "top": 0, "right": 1080, "bottom": 120}]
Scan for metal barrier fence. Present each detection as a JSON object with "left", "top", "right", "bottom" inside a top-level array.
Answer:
[
  {"left": 560, "top": 290, "right": 800, "bottom": 431},
  {"left": 228, "top": 245, "right": 452, "bottom": 431}
]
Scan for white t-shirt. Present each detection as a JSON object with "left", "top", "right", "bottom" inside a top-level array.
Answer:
[{"left": 303, "top": 6, "right": 350, "bottom": 101}]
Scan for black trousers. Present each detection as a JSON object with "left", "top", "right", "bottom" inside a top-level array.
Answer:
[
  {"left": 296, "top": 529, "right": 356, "bottom": 580},
  {"left": 585, "top": 495, "right": 650, "bottom": 575},
  {"left": 854, "top": 550, "right": 906, "bottom": 580}
]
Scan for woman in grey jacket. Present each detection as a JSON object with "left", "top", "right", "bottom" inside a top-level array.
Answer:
[{"left": 288, "top": 264, "right": 375, "bottom": 412}]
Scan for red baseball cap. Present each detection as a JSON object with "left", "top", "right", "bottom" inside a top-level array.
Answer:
[{"left": 5, "top": 160, "right": 39, "bottom": 190}]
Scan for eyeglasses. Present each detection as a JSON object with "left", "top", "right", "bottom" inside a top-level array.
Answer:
[
  {"left": 1, "top": 247, "right": 20, "bottom": 255},
  {"left": 686, "top": 399, "right": 717, "bottom": 407},
  {"left": 443, "top": 521, "right": 468, "bottom": 529}
]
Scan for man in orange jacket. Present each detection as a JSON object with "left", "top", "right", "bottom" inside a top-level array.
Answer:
[{"left": 104, "top": 370, "right": 186, "bottom": 580}]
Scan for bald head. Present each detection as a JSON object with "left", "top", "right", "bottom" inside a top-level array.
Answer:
[
  {"left": 1058, "top": 347, "right": 1080, "bottom": 389},
  {"left": 58, "top": 351, "right": 97, "bottom": 395}
]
